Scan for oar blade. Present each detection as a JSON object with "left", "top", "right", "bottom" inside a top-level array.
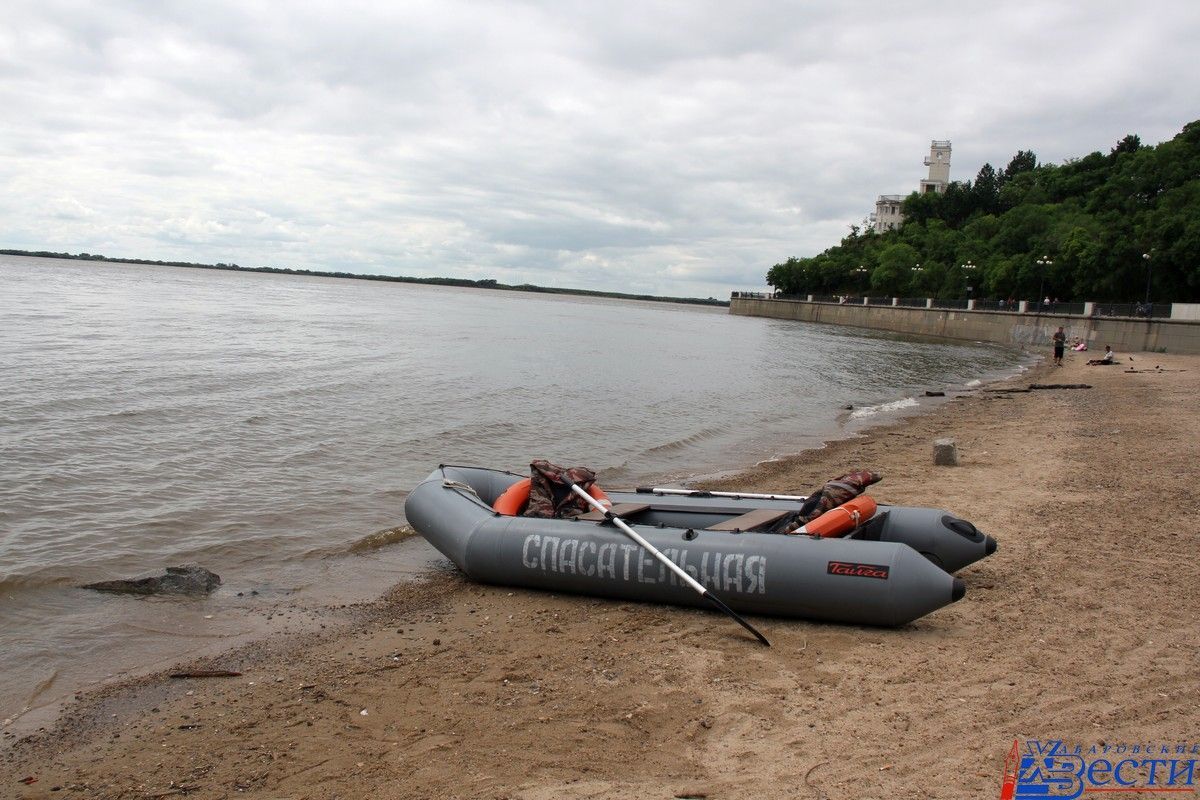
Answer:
[{"left": 704, "top": 592, "right": 771, "bottom": 647}]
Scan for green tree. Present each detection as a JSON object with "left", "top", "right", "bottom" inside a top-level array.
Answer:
[
  {"left": 767, "top": 257, "right": 807, "bottom": 295},
  {"left": 764, "top": 119, "right": 1200, "bottom": 303},
  {"left": 972, "top": 164, "right": 1000, "bottom": 216},
  {"left": 1109, "top": 134, "right": 1141, "bottom": 161},
  {"left": 872, "top": 243, "right": 920, "bottom": 296},
  {"left": 1001, "top": 150, "right": 1038, "bottom": 182}
]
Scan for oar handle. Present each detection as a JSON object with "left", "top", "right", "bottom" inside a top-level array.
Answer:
[{"left": 565, "top": 480, "right": 770, "bottom": 647}]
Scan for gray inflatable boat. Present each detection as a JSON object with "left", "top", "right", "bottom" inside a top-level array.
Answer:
[{"left": 404, "top": 465, "right": 995, "bottom": 626}]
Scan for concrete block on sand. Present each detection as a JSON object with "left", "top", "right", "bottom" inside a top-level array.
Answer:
[{"left": 933, "top": 438, "right": 959, "bottom": 466}]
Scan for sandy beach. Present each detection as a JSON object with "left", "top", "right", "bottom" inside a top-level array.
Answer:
[{"left": 4, "top": 348, "right": 1198, "bottom": 799}]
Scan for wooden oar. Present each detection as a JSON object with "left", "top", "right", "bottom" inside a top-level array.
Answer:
[{"left": 564, "top": 479, "right": 770, "bottom": 647}]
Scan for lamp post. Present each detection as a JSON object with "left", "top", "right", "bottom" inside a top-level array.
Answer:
[
  {"left": 1143, "top": 252, "right": 1152, "bottom": 312},
  {"left": 854, "top": 265, "right": 869, "bottom": 294},
  {"left": 960, "top": 260, "right": 976, "bottom": 300},
  {"left": 1035, "top": 256, "right": 1052, "bottom": 311}
]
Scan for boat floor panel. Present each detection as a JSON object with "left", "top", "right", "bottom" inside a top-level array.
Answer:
[
  {"left": 576, "top": 502, "right": 652, "bottom": 522},
  {"left": 705, "top": 508, "right": 791, "bottom": 532}
]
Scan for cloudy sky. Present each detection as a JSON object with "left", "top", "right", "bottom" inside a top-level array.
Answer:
[{"left": 2, "top": 1, "right": 1197, "bottom": 298}]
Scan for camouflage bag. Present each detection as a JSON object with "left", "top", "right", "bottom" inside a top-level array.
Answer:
[
  {"left": 523, "top": 459, "right": 599, "bottom": 519},
  {"left": 778, "top": 469, "right": 883, "bottom": 534}
]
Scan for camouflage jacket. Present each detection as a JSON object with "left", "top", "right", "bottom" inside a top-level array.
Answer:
[
  {"left": 523, "top": 459, "right": 599, "bottom": 519},
  {"left": 780, "top": 469, "right": 882, "bottom": 534}
]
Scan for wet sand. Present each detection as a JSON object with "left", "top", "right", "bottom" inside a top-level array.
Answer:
[{"left": 4, "top": 350, "right": 1198, "bottom": 799}]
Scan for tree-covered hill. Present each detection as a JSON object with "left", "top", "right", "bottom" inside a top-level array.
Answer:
[{"left": 767, "top": 120, "right": 1200, "bottom": 303}]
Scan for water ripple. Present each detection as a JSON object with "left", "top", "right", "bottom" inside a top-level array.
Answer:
[{"left": 0, "top": 254, "right": 1027, "bottom": 718}]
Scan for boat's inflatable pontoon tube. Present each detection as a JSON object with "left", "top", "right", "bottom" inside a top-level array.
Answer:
[{"left": 602, "top": 491, "right": 995, "bottom": 573}]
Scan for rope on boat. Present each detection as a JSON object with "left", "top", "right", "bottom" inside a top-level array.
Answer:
[
  {"left": 440, "top": 478, "right": 499, "bottom": 513},
  {"left": 441, "top": 479, "right": 480, "bottom": 497}
]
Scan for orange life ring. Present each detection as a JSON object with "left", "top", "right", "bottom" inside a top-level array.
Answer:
[
  {"left": 801, "top": 495, "right": 878, "bottom": 537},
  {"left": 492, "top": 478, "right": 611, "bottom": 516}
]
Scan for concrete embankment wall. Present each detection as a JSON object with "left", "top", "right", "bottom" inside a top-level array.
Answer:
[{"left": 729, "top": 298, "right": 1200, "bottom": 355}]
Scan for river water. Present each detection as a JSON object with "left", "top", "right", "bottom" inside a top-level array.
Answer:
[{"left": 0, "top": 254, "right": 1025, "bottom": 728}]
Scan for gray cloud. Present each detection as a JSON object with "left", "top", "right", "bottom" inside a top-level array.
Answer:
[{"left": 1, "top": 0, "right": 1197, "bottom": 298}]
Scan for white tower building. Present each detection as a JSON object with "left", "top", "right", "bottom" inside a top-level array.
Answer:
[
  {"left": 869, "top": 139, "right": 952, "bottom": 233},
  {"left": 919, "top": 140, "right": 952, "bottom": 194}
]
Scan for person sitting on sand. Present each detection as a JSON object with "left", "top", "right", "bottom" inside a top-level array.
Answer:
[
  {"left": 1072, "top": 338, "right": 1088, "bottom": 351},
  {"left": 1087, "top": 345, "right": 1116, "bottom": 365}
]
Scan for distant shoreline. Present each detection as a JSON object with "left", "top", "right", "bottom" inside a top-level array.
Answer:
[{"left": 0, "top": 249, "right": 730, "bottom": 308}]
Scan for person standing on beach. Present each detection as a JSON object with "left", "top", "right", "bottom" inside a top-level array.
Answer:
[{"left": 1052, "top": 326, "right": 1066, "bottom": 366}]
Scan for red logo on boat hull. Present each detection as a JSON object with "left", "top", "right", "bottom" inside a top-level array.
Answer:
[{"left": 826, "top": 561, "right": 890, "bottom": 579}]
